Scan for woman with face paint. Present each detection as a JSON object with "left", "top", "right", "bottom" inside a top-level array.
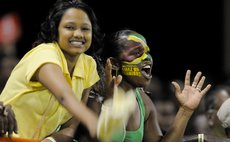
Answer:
[{"left": 77, "top": 29, "right": 212, "bottom": 142}]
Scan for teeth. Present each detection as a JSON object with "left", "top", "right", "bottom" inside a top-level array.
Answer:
[
  {"left": 70, "top": 41, "right": 83, "bottom": 46},
  {"left": 143, "top": 65, "right": 150, "bottom": 69}
]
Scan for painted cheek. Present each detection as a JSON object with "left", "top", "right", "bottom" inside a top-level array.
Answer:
[{"left": 122, "top": 64, "right": 141, "bottom": 77}]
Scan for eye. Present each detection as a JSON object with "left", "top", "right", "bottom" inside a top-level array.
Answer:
[
  {"left": 65, "top": 25, "right": 75, "bottom": 30},
  {"left": 82, "top": 27, "right": 89, "bottom": 31},
  {"left": 81, "top": 26, "right": 91, "bottom": 32}
]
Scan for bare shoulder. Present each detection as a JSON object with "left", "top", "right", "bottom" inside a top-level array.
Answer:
[{"left": 140, "top": 91, "right": 158, "bottom": 120}]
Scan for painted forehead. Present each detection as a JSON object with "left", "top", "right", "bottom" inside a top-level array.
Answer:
[{"left": 126, "top": 33, "right": 150, "bottom": 52}]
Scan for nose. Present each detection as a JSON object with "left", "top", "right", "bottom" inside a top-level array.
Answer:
[{"left": 73, "top": 29, "right": 83, "bottom": 38}]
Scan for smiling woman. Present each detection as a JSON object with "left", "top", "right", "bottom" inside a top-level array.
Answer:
[{"left": 0, "top": 0, "right": 105, "bottom": 141}]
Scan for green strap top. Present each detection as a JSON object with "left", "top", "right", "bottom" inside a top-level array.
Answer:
[{"left": 111, "top": 88, "right": 145, "bottom": 142}]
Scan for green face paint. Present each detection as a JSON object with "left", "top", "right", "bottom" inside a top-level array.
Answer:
[
  {"left": 127, "top": 34, "right": 150, "bottom": 53},
  {"left": 122, "top": 34, "right": 150, "bottom": 65}
]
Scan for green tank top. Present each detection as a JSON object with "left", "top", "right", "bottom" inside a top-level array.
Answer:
[{"left": 111, "top": 88, "right": 145, "bottom": 142}]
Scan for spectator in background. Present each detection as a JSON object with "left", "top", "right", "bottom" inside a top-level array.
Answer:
[
  {"left": 0, "top": 12, "right": 21, "bottom": 92},
  {"left": 155, "top": 98, "right": 177, "bottom": 134},
  {"left": 183, "top": 84, "right": 230, "bottom": 141},
  {"left": 203, "top": 84, "right": 230, "bottom": 137},
  {"left": 217, "top": 97, "right": 230, "bottom": 138}
]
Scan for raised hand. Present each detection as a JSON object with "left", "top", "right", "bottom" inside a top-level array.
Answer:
[
  {"left": 104, "top": 58, "right": 122, "bottom": 99},
  {"left": 171, "top": 70, "right": 211, "bottom": 111},
  {"left": 0, "top": 102, "right": 17, "bottom": 138}
]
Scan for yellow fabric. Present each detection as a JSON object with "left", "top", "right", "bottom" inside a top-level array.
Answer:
[
  {"left": 97, "top": 87, "right": 136, "bottom": 142},
  {"left": 0, "top": 42, "right": 99, "bottom": 140}
]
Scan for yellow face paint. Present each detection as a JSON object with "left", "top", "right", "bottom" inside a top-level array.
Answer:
[
  {"left": 122, "top": 64, "right": 141, "bottom": 77},
  {"left": 123, "top": 53, "right": 148, "bottom": 65},
  {"left": 122, "top": 34, "right": 150, "bottom": 64},
  {"left": 127, "top": 34, "right": 150, "bottom": 53},
  {"left": 121, "top": 33, "right": 152, "bottom": 77}
]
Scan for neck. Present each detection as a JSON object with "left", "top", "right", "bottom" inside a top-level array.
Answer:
[
  {"left": 63, "top": 52, "right": 80, "bottom": 76},
  {"left": 120, "top": 79, "right": 137, "bottom": 92}
]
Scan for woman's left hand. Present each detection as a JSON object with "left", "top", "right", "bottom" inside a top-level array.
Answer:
[
  {"left": 171, "top": 70, "right": 212, "bottom": 111},
  {"left": 104, "top": 58, "right": 122, "bottom": 99}
]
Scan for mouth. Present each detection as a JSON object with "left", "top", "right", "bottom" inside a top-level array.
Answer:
[
  {"left": 141, "top": 63, "right": 152, "bottom": 80},
  {"left": 69, "top": 40, "right": 84, "bottom": 48}
]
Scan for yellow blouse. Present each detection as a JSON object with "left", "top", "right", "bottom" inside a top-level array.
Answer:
[{"left": 0, "top": 42, "right": 99, "bottom": 140}]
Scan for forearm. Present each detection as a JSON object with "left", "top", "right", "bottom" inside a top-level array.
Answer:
[
  {"left": 161, "top": 107, "right": 193, "bottom": 142},
  {"left": 58, "top": 93, "right": 98, "bottom": 133}
]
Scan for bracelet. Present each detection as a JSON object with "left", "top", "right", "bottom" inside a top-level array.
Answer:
[
  {"left": 45, "top": 137, "right": 56, "bottom": 142},
  {"left": 198, "top": 133, "right": 204, "bottom": 142}
]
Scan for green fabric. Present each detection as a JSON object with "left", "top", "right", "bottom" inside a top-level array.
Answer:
[{"left": 111, "top": 88, "right": 145, "bottom": 142}]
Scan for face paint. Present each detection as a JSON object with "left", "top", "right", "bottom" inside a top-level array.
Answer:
[
  {"left": 121, "top": 53, "right": 152, "bottom": 77},
  {"left": 120, "top": 33, "right": 152, "bottom": 77},
  {"left": 122, "top": 34, "right": 150, "bottom": 65},
  {"left": 122, "top": 64, "right": 141, "bottom": 77},
  {"left": 123, "top": 53, "right": 148, "bottom": 65},
  {"left": 127, "top": 34, "right": 150, "bottom": 53}
]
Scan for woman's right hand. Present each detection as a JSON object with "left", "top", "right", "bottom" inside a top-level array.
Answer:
[{"left": 0, "top": 102, "right": 17, "bottom": 138}]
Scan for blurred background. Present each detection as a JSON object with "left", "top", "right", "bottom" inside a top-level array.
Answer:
[{"left": 0, "top": 0, "right": 228, "bottom": 84}]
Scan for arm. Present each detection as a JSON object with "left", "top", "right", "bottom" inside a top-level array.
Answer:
[
  {"left": 142, "top": 94, "right": 163, "bottom": 142},
  {"left": 41, "top": 88, "right": 92, "bottom": 142},
  {"left": 143, "top": 70, "right": 211, "bottom": 142},
  {"left": 160, "top": 70, "right": 211, "bottom": 142},
  {"left": 35, "top": 63, "right": 98, "bottom": 138},
  {"left": 42, "top": 118, "right": 78, "bottom": 142}
]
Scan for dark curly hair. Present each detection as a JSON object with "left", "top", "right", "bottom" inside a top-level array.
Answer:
[{"left": 32, "top": 0, "right": 104, "bottom": 54}]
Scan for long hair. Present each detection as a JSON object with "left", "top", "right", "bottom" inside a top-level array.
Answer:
[{"left": 32, "top": 0, "right": 104, "bottom": 54}]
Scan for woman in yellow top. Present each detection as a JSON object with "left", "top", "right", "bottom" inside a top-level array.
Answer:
[{"left": 0, "top": 0, "right": 104, "bottom": 141}]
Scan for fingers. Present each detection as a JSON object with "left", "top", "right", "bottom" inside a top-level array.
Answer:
[
  {"left": 113, "top": 75, "right": 122, "bottom": 86},
  {"left": 0, "top": 103, "right": 17, "bottom": 138},
  {"left": 0, "top": 102, "right": 5, "bottom": 136},
  {"left": 191, "top": 72, "right": 202, "bottom": 87},
  {"left": 105, "top": 58, "right": 113, "bottom": 82},
  {"left": 184, "top": 70, "right": 191, "bottom": 86},
  {"left": 0, "top": 102, "right": 4, "bottom": 111},
  {"left": 190, "top": 71, "right": 204, "bottom": 92},
  {"left": 0, "top": 116, "right": 5, "bottom": 136},
  {"left": 190, "top": 70, "right": 211, "bottom": 94},
  {"left": 3, "top": 116, "right": 8, "bottom": 135},
  {"left": 171, "top": 81, "right": 181, "bottom": 97},
  {"left": 201, "top": 84, "right": 212, "bottom": 95},
  {"left": 5, "top": 105, "right": 17, "bottom": 137},
  {"left": 196, "top": 76, "right": 205, "bottom": 92}
]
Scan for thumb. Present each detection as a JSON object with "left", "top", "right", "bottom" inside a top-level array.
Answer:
[{"left": 171, "top": 81, "right": 181, "bottom": 98}]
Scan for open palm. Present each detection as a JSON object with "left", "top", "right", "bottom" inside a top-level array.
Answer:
[{"left": 172, "top": 70, "right": 211, "bottom": 111}]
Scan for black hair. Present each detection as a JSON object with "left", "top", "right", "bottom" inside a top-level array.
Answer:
[
  {"left": 101, "top": 29, "right": 136, "bottom": 60},
  {"left": 32, "top": 0, "right": 104, "bottom": 54}
]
